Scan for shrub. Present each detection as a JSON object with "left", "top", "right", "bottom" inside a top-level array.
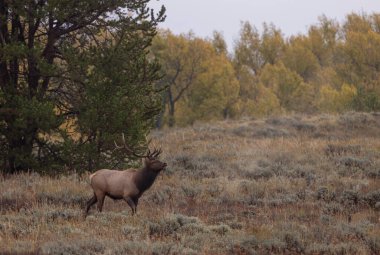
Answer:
[
  {"left": 36, "top": 190, "right": 88, "bottom": 207},
  {"left": 245, "top": 168, "right": 274, "bottom": 180},
  {"left": 180, "top": 223, "right": 210, "bottom": 235},
  {"left": 0, "top": 241, "right": 36, "bottom": 254},
  {"left": 45, "top": 209, "right": 80, "bottom": 222},
  {"left": 174, "top": 213, "right": 200, "bottom": 226},
  {"left": 228, "top": 221, "right": 243, "bottom": 230},
  {"left": 172, "top": 154, "right": 220, "bottom": 178},
  {"left": 365, "top": 237, "right": 380, "bottom": 254},
  {"left": 316, "top": 187, "right": 336, "bottom": 202},
  {"left": 266, "top": 116, "right": 297, "bottom": 126},
  {"left": 0, "top": 215, "right": 39, "bottom": 238},
  {"left": 253, "top": 126, "right": 291, "bottom": 138},
  {"left": 205, "top": 184, "right": 224, "bottom": 198},
  {"left": 340, "top": 190, "right": 359, "bottom": 206},
  {"left": 232, "top": 125, "right": 253, "bottom": 137},
  {"left": 121, "top": 225, "right": 137, "bottom": 237},
  {"left": 152, "top": 242, "right": 184, "bottom": 255},
  {"left": 110, "top": 241, "right": 149, "bottom": 255},
  {"left": 209, "top": 224, "right": 231, "bottom": 236},
  {"left": 181, "top": 234, "right": 208, "bottom": 252},
  {"left": 40, "top": 239, "right": 105, "bottom": 255},
  {"left": 148, "top": 220, "right": 180, "bottom": 237},
  {"left": 323, "top": 202, "right": 344, "bottom": 215},
  {"left": 282, "top": 232, "right": 305, "bottom": 253},
  {"left": 291, "top": 121, "right": 317, "bottom": 132},
  {"left": 365, "top": 168, "right": 380, "bottom": 179},
  {"left": 336, "top": 221, "right": 374, "bottom": 241},
  {"left": 338, "top": 157, "right": 371, "bottom": 170},
  {"left": 338, "top": 112, "right": 375, "bottom": 129},
  {"left": 228, "top": 235, "right": 258, "bottom": 255},
  {"left": 306, "top": 243, "right": 361, "bottom": 255},
  {"left": 181, "top": 185, "right": 201, "bottom": 198},
  {"left": 325, "top": 144, "right": 362, "bottom": 157},
  {"left": 262, "top": 238, "right": 286, "bottom": 253},
  {"left": 148, "top": 214, "right": 201, "bottom": 237},
  {"left": 320, "top": 214, "right": 334, "bottom": 225},
  {"left": 363, "top": 190, "right": 380, "bottom": 208},
  {"left": 266, "top": 196, "right": 298, "bottom": 207},
  {"left": 240, "top": 181, "right": 266, "bottom": 205},
  {"left": 0, "top": 192, "right": 30, "bottom": 212},
  {"left": 147, "top": 186, "right": 175, "bottom": 205}
]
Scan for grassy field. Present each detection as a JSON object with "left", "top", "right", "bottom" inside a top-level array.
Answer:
[{"left": 1, "top": 112, "right": 380, "bottom": 255}]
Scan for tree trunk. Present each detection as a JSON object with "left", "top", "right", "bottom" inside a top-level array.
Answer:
[
  {"left": 167, "top": 89, "right": 175, "bottom": 127},
  {"left": 155, "top": 94, "right": 166, "bottom": 129},
  {"left": 6, "top": 123, "right": 37, "bottom": 173},
  {"left": 168, "top": 103, "right": 175, "bottom": 127},
  {"left": 223, "top": 107, "right": 229, "bottom": 119}
]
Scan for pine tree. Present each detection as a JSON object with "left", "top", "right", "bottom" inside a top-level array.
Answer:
[{"left": 0, "top": 0, "right": 165, "bottom": 173}]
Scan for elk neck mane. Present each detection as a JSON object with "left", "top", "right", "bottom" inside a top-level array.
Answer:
[{"left": 133, "top": 166, "right": 159, "bottom": 192}]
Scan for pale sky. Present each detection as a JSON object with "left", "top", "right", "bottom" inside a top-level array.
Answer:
[{"left": 149, "top": 0, "right": 380, "bottom": 50}]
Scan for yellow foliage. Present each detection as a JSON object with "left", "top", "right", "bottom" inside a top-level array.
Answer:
[
  {"left": 176, "top": 52, "right": 240, "bottom": 125},
  {"left": 282, "top": 36, "right": 320, "bottom": 80},
  {"left": 237, "top": 83, "right": 281, "bottom": 117},
  {"left": 317, "top": 84, "right": 357, "bottom": 112},
  {"left": 259, "top": 62, "right": 314, "bottom": 113}
]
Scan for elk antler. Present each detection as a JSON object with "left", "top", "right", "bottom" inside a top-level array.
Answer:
[
  {"left": 114, "top": 133, "right": 148, "bottom": 158},
  {"left": 147, "top": 148, "right": 162, "bottom": 159}
]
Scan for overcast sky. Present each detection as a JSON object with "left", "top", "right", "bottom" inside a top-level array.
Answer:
[{"left": 149, "top": 0, "right": 380, "bottom": 50}]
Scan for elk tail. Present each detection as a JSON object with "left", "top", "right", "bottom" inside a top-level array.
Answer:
[{"left": 89, "top": 172, "right": 97, "bottom": 182}]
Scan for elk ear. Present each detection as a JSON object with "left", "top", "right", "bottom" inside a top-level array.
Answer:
[{"left": 144, "top": 157, "right": 150, "bottom": 166}]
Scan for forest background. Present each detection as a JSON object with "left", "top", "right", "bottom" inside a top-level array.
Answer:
[{"left": 153, "top": 13, "right": 380, "bottom": 127}]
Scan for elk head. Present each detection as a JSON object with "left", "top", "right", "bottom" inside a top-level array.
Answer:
[{"left": 144, "top": 148, "right": 167, "bottom": 172}]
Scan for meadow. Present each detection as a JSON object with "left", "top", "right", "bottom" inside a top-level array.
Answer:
[{"left": 1, "top": 112, "right": 380, "bottom": 255}]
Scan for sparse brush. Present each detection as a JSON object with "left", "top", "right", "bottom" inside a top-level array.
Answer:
[
  {"left": 40, "top": 239, "right": 106, "bottom": 255},
  {"left": 1, "top": 113, "right": 380, "bottom": 254},
  {"left": 338, "top": 112, "right": 376, "bottom": 129},
  {"left": 323, "top": 202, "right": 344, "bottom": 215},
  {"left": 45, "top": 209, "right": 81, "bottom": 222},
  {"left": 282, "top": 232, "right": 305, "bottom": 253},
  {"left": 148, "top": 215, "right": 181, "bottom": 237},
  {"left": 36, "top": 189, "right": 88, "bottom": 207},
  {"left": 365, "top": 236, "right": 380, "bottom": 254},
  {"left": 261, "top": 238, "right": 287, "bottom": 253},
  {"left": 338, "top": 156, "right": 372, "bottom": 170},
  {"left": 231, "top": 235, "right": 258, "bottom": 255},
  {"left": 179, "top": 222, "right": 210, "bottom": 235},
  {"left": 325, "top": 144, "right": 362, "bottom": 157},
  {"left": 306, "top": 243, "right": 361, "bottom": 255},
  {"left": 253, "top": 126, "right": 292, "bottom": 138},
  {"left": 363, "top": 190, "right": 380, "bottom": 208},
  {"left": 209, "top": 224, "right": 231, "bottom": 235},
  {"left": 151, "top": 242, "right": 185, "bottom": 255}
]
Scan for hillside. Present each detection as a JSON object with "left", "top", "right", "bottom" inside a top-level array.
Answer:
[{"left": 1, "top": 112, "right": 380, "bottom": 254}]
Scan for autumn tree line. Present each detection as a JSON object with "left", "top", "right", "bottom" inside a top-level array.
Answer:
[
  {"left": 152, "top": 13, "right": 380, "bottom": 127},
  {"left": 0, "top": 0, "right": 379, "bottom": 174}
]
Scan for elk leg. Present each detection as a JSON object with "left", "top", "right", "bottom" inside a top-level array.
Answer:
[
  {"left": 133, "top": 198, "right": 139, "bottom": 214},
  {"left": 84, "top": 194, "right": 97, "bottom": 217},
  {"left": 96, "top": 193, "right": 105, "bottom": 212},
  {"left": 124, "top": 196, "right": 136, "bottom": 215}
]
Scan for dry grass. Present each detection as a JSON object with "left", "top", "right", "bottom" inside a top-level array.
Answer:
[{"left": 1, "top": 112, "right": 380, "bottom": 254}]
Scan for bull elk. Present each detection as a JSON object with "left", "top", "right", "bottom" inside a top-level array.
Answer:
[{"left": 84, "top": 135, "right": 167, "bottom": 217}]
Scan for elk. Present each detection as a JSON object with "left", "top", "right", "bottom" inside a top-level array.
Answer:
[{"left": 84, "top": 135, "right": 167, "bottom": 217}]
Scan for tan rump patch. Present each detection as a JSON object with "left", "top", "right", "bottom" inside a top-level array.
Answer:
[{"left": 89, "top": 173, "right": 97, "bottom": 181}]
